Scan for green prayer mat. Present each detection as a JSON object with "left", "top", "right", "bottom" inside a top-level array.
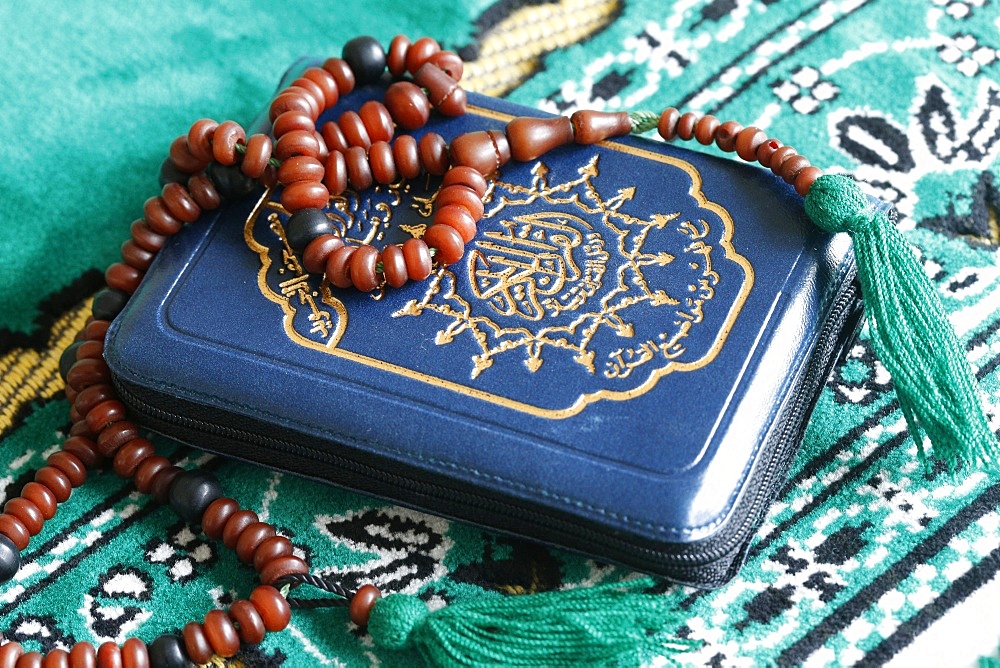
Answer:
[{"left": 3, "top": 1, "right": 1000, "bottom": 665}]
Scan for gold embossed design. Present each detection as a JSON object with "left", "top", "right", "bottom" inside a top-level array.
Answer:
[{"left": 246, "top": 121, "right": 753, "bottom": 419}]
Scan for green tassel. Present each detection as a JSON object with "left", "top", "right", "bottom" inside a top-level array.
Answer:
[
  {"left": 805, "top": 174, "right": 998, "bottom": 470},
  {"left": 367, "top": 577, "right": 700, "bottom": 667}
]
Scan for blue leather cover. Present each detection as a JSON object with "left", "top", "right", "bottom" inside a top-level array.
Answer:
[{"left": 105, "top": 64, "right": 859, "bottom": 585}]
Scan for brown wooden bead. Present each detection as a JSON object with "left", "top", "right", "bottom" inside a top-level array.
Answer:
[
  {"left": 250, "top": 585, "right": 291, "bottom": 632},
  {"left": 735, "top": 127, "right": 768, "bottom": 162},
  {"left": 436, "top": 184, "right": 485, "bottom": 221},
  {"left": 21, "top": 482, "right": 56, "bottom": 520},
  {"left": 756, "top": 138, "right": 783, "bottom": 168},
  {"left": 96, "top": 421, "right": 138, "bottom": 459},
  {"left": 15, "top": 651, "right": 41, "bottom": 668},
  {"left": 301, "top": 67, "right": 340, "bottom": 109},
  {"left": 120, "top": 240, "right": 155, "bottom": 271},
  {"left": 406, "top": 36, "right": 441, "bottom": 74},
  {"left": 0, "top": 513, "right": 31, "bottom": 550},
  {"left": 693, "top": 115, "right": 720, "bottom": 145},
  {"left": 434, "top": 205, "right": 477, "bottom": 244},
  {"left": 423, "top": 224, "right": 464, "bottom": 265},
  {"left": 506, "top": 116, "right": 574, "bottom": 162},
  {"left": 161, "top": 182, "right": 201, "bottom": 223},
  {"left": 427, "top": 51, "right": 464, "bottom": 81},
  {"left": 273, "top": 111, "right": 314, "bottom": 139},
  {"left": 657, "top": 107, "right": 681, "bottom": 140},
  {"left": 258, "top": 554, "right": 308, "bottom": 586},
  {"left": 349, "top": 584, "right": 382, "bottom": 627},
  {"left": 85, "top": 400, "right": 127, "bottom": 433},
  {"left": 780, "top": 155, "right": 811, "bottom": 184},
  {"left": 281, "top": 181, "right": 329, "bottom": 213},
  {"left": 130, "top": 220, "right": 167, "bottom": 252},
  {"left": 314, "top": 130, "right": 330, "bottom": 164},
  {"left": 65, "top": 384, "right": 78, "bottom": 405},
  {"left": 269, "top": 91, "right": 315, "bottom": 122},
  {"left": 338, "top": 111, "right": 371, "bottom": 150},
  {"left": 73, "top": 340, "right": 104, "bottom": 362},
  {"left": 0, "top": 641, "right": 23, "bottom": 667},
  {"left": 186, "top": 119, "right": 218, "bottom": 162},
  {"left": 419, "top": 133, "right": 450, "bottom": 175},
  {"left": 34, "top": 467, "right": 72, "bottom": 503},
  {"left": 450, "top": 130, "right": 509, "bottom": 175},
  {"left": 230, "top": 599, "right": 267, "bottom": 645},
  {"left": 675, "top": 112, "right": 699, "bottom": 141},
  {"left": 570, "top": 110, "right": 631, "bottom": 145},
  {"left": 84, "top": 320, "right": 110, "bottom": 342},
  {"left": 290, "top": 77, "right": 327, "bottom": 114},
  {"left": 326, "top": 246, "right": 357, "bottom": 289},
  {"left": 69, "top": 421, "right": 93, "bottom": 439},
  {"left": 68, "top": 643, "right": 96, "bottom": 668},
  {"left": 133, "top": 455, "right": 171, "bottom": 495},
  {"left": 48, "top": 451, "right": 87, "bottom": 487},
  {"left": 67, "top": 358, "right": 111, "bottom": 392},
  {"left": 414, "top": 63, "right": 466, "bottom": 116},
  {"left": 120, "top": 638, "right": 148, "bottom": 668},
  {"left": 286, "top": 85, "right": 321, "bottom": 119},
  {"left": 392, "top": 135, "right": 421, "bottom": 180},
  {"left": 379, "top": 244, "right": 408, "bottom": 289},
  {"left": 253, "top": 535, "right": 294, "bottom": 572},
  {"left": 149, "top": 465, "right": 183, "bottom": 504},
  {"left": 235, "top": 521, "right": 276, "bottom": 564},
  {"left": 260, "top": 164, "right": 279, "bottom": 189},
  {"left": 322, "top": 57, "right": 355, "bottom": 95},
  {"left": 442, "top": 166, "right": 488, "bottom": 197},
  {"left": 303, "top": 235, "right": 344, "bottom": 275},
  {"left": 96, "top": 643, "right": 122, "bottom": 668},
  {"left": 69, "top": 404, "right": 84, "bottom": 424},
  {"left": 201, "top": 497, "right": 239, "bottom": 539},
  {"left": 212, "top": 121, "right": 246, "bottom": 166},
  {"left": 387, "top": 34, "right": 411, "bottom": 77},
  {"left": 278, "top": 156, "right": 324, "bottom": 185},
  {"left": 105, "top": 263, "right": 143, "bottom": 295},
  {"left": 241, "top": 134, "right": 273, "bottom": 180},
  {"left": 369, "top": 141, "right": 398, "bottom": 185},
  {"left": 168, "top": 135, "right": 206, "bottom": 174},
  {"left": 384, "top": 82, "right": 430, "bottom": 131},
  {"left": 769, "top": 145, "right": 799, "bottom": 175},
  {"left": 62, "top": 435, "right": 101, "bottom": 470},
  {"left": 320, "top": 121, "right": 348, "bottom": 154},
  {"left": 794, "top": 166, "right": 823, "bottom": 196},
  {"left": 402, "top": 238, "right": 433, "bottom": 280},
  {"left": 203, "top": 609, "right": 240, "bottom": 658},
  {"left": 360, "top": 100, "right": 395, "bottom": 144},
  {"left": 222, "top": 509, "right": 258, "bottom": 550},
  {"left": 274, "top": 130, "right": 322, "bottom": 161},
  {"left": 143, "top": 196, "right": 183, "bottom": 236},
  {"left": 344, "top": 146, "right": 374, "bottom": 190},
  {"left": 182, "top": 622, "right": 214, "bottom": 665},
  {"left": 715, "top": 121, "right": 743, "bottom": 152},
  {"left": 4, "top": 498, "right": 43, "bottom": 536},
  {"left": 43, "top": 648, "right": 69, "bottom": 668},
  {"left": 112, "top": 438, "right": 154, "bottom": 479},
  {"left": 324, "top": 150, "right": 348, "bottom": 196},
  {"left": 349, "top": 244, "right": 381, "bottom": 292}
]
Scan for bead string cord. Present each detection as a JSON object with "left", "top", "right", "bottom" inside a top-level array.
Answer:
[{"left": 4, "top": 30, "right": 988, "bottom": 667}]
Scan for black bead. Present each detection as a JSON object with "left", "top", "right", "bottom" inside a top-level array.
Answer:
[
  {"left": 285, "top": 208, "right": 337, "bottom": 252},
  {"left": 168, "top": 470, "right": 223, "bottom": 523},
  {"left": 0, "top": 535, "right": 21, "bottom": 584},
  {"left": 342, "top": 36, "right": 386, "bottom": 85},
  {"left": 92, "top": 288, "right": 130, "bottom": 322},
  {"left": 59, "top": 341, "right": 84, "bottom": 380},
  {"left": 207, "top": 162, "right": 256, "bottom": 200},
  {"left": 158, "top": 157, "right": 188, "bottom": 187},
  {"left": 149, "top": 634, "right": 192, "bottom": 668}
]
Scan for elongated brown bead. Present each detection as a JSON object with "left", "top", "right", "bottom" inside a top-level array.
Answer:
[
  {"left": 35, "top": 467, "right": 72, "bottom": 503},
  {"left": 402, "top": 238, "right": 433, "bottom": 280},
  {"left": 301, "top": 67, "right": 340, "bottom": 108},
  {"left": 0, "top": 512, "right": 31, "bottom": 549},
  {"left": 419, "top": 133, "right": 450, "bottom": 175},
  {"left": 360, "top": 100, "right": 395, "bottom": 143},
  {"left": 303, "top": 235, "right": 344, "bottom": 275},
  {"left": 133, "top": 456, "right": 171, "bottom": 495},
  {"left": 657, "top": 107, "right": 681, "bottom": 140},
  {"left": 231, "top": 599, "right": 267, "bottom": 645},
  {"left": 380, "top": 244, "right": 408, "bottom": 289},
  {"left": 414, "top": 63, "right": 467, "bottom": 116},
  {"left": 384, "top": 81, "right": 431, "bottom": 130},
  {"left": 570, "top": 110, "right": 630, "bottom": 144},
  {"left": 450, "top": 130, "right": 509, "bottom": 175},
  {"left": 406, "top": 36, "right": 440, "bottom": 74},
  {"left": 427, "top": 51, "right": 464, "bottom": 81},
  {"left": 386, "top": 34, "right": 411, "bottom": 77},
  {"left": 186, "top": 119, "right": 218, "bottom": 162},
  {"left": 369, "top": 141, "right": 398, "bottom": 185},
  {"left": 506, "top": 116, "right": 573, "bottom": 162},
  {"left": 185, "top": 174, "right": 222, "bottom": 212},
  {"left": 338, "top": 111, "right": 371, "bottom": 150},
  {"left": 324, "top": 151, "right": 348, "bottom": 196},
  {"left": 694, "top": 115, "right": 720, "bottom": 145},
  {"left": 161, "top": 182, "right": 201, "bottom": 223},
  {"left": 4, "top": 498, "right": 43, "bottom": 536},
  {"left": 326, "top": 246, "right": 357, "bottom": 289},
  {"left": 735, "top": 127, "right": 768, "bottom": 162},
  {"left": 423, "top": 224, "right": 464, "bottom": 265},
  {"left": 344, "top": 146, "right": 373, "bottom": 190},
  {"left": 241, "top": 134, "right": 273, "bottom": 179},
  {"left": 182, "top": 622, "right": 214, "bottom": 665},
  {"left": 274, "top": 111, "right": 314, "bottom": 139},
  {"left": 322, "top": 57, "right": 355, "bottom": 95},
  {"left": 715, "top": 121, "right": 743, "bottom": 152},
  {"left": 393, "top": 135, "right": 421, "bottom": 179},
  {"left": 250, "top": 585, "right": 292, "bottom": 632}
]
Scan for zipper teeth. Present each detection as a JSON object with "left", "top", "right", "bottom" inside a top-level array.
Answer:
[{"left": 112, "top": 277, "right": 860, "bottom": 572}]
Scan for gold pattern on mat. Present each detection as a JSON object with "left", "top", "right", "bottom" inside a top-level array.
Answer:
[
  {"left": 0, "top": 301, "right": 90, "bottom": 435},
  {"left": 462, "top": 0, "right": 620, "bottom": 97}
]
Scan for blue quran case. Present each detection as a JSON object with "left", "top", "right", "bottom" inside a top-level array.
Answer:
[{"left": 104, "top": 60, "right": 862, "bottom": 587}]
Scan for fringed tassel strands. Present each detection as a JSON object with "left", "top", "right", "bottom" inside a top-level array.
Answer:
[{"left": 0, "top": 33, "right": 993, "bottom": 668}]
